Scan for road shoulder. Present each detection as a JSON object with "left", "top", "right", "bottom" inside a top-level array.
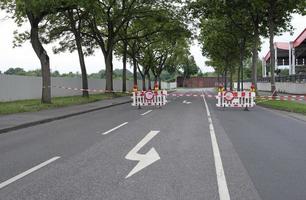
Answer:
[{"left": 204, "top": 92, "right": 262, "bottom": 200}]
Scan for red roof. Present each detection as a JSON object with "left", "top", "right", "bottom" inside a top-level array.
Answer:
[
  {"left": 264, "top": 28, "right": 306, "bottom": 61},
  {"left": 275, "top": 42, "right": 289, "bottom": 50},
  {"left": 264, "top": 42, "right": 289, "bottom": 61},
  {"left": 264, "top": 51, "right": 270, "bottom": 62},
  {"left": 293, "top": 28, "right": 306, "bottom": 48}
]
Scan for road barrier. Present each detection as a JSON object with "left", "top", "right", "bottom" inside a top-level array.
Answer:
[
  {"left": 132, "top": 90, "right": 167, "bottom": 107},
  {"left": 216, "top": 91, "right": 256, "bottom": 108}
]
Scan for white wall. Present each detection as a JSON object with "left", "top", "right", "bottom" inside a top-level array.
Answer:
[
  {"left": 234, "top": 82, "right": 306, "bottom": 94},
  {"left": 0, "top": 74, "right": 176, "bottom": 101}
]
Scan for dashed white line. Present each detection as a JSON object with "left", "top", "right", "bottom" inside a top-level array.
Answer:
[
  {"left": 0, "top": 156, "right": 60, "bottom": 190},
  {"left": 201, "top": 90, "right": 231, "bottom": 200},
  {"left": 102, "top": 122, "right": 128, "bottom": 135},
  {"left": 141, "top": 110, "right": 152, "bottom": 116}
]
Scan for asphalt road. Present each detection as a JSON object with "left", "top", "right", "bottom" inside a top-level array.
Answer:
[{"left": 0, "top": 88, "right": 305, "bottom": 200}]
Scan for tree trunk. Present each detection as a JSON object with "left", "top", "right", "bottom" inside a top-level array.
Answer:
[
  {"left": 68, "top": 10, "right": 89, "bottom": 97},
  {"left": 158, "top": 77, "right": 161, "bottom": 90},
  {"left": 28, "top": 14, "right": 51, "bottom": 103},
  {"left": 105, "top": 50, "right": 113, "bottom": 92},
  {"left": 154, "top": 76, "right": 158, "bottom": 85},
  {"left": 75, "top": 34, "right": 89, "bottom": 97},
  {"left": 217, "top": 70, "right": 220, "bottom": 86},
  {"left": 183, "top": 73, "right": 187, "bottom": 88},
  {"left": 238, "top": 38, "right": 245, "bottom": 91},
  {"left": 230, "top": 68, "right": 233, "bottom": 90},
  {"left": 122, "top": 41, "right": 127, "bottom": 92},
  {"left": 133, "top": 57, "right": 138, "bottom": 86},
  {"left": 142, "top": 75, "right": 146, "bottom": 91},
  {"left": 147, "top": 72, "right": 152, "bottom": 90},
  {"left": 251, "top": 24, "right": 259, "bottom": 93},
  {"left": 237, "top": 63, "right": 241, "bottom": 91},
  {"left": 268, "top": 14, "right": 276, "bottom": 95},
  {"left": 224, "top": 63, "right": 228, "bottom": 90}
]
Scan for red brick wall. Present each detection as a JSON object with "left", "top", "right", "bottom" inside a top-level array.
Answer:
[{"left": 177, "top": 77, "right": 221, "bottom": 88}]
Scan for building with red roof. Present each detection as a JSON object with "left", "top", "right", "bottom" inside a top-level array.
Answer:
[{"left": 263, "top": 28, "right": 306, "bottom": 77}]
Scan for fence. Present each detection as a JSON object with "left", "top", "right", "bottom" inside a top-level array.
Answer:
[
  {"left": 234, "top": 82, "right": 306, "bottom": 94},
  {"left": 0, "top": 74, "right": 176, "bottom": 102},
  {"left": 258, "top": 74, "right": 306, "bottom": 83}
]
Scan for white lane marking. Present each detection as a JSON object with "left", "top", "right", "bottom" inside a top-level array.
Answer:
[
  {"left": 183, "top": 100, "right": 192, "bottom": 104},
  {"left": 102, "top": 122, "right": 128, "bottom": 135},
  {"left": 125, "top": 130, "right": 160, "bottom": 179},
  {"left": 141, "top": 110, "right": 152, "bottom": 116},
  {"left": 0, "top": 156, "right": 60, "bottom": 190},
  {"left": 201, "top": 90, "right": 231, "bottom": 200}
]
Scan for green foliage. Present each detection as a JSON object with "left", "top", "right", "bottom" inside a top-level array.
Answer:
[
  {"left": 4, "top": 67, "right": 26, "bottom": 75},
  {"left": 257, "top": 100, "right": 306, "bottom": 115},
  {"left": 0, "top": 92, "right": 129, "bottom": 115}
]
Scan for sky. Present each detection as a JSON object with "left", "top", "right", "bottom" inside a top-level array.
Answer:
[{"left": 0, "top": 11, "right": 305, "bottom": 74}]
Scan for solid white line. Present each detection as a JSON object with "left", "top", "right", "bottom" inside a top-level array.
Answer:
[
  {"left": 102, "top": 122, "right": 128, "bottom": 135},
  {"left": 141, "top": 110, "right": 152, "bottom": 116},
  {"left": 201, "top": 90, "right": 231, "bottom": 200},
  {"left": 0, "top": 156, "right": 60, "bottom": 190}
]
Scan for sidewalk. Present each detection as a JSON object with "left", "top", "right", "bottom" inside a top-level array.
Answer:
[{"left": 0, "top": 96, "right": 132, "bottom": 134}]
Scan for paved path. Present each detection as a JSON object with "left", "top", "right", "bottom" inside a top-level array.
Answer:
[{"left": 0, "top": 88, "right": 305, "bottom": 199}]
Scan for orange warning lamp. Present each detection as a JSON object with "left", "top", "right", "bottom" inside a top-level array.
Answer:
[
  {"left": 133, "top": 85, "right": 138, "bottom": 92},
  {"left": 154, "top": 82, "right": 159, "bottom": 92},
  {"left": 218, "top": 84, "right": 224, "bottom": 92},
  {"left": 250, "top": 84, "right": 255, "bottom": 92}
]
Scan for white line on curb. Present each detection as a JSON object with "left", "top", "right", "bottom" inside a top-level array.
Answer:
[
  {"left": 102, "top": 122, "right": 128, "bottom": 135},
  {"left": 201, "top": 90, "right": 231, "bottom": 200},
  {"left": 0, "top": 156, "right": 60, "bottom": 190},
  {"left": 141, "top": 110, "right": 152, "bottom": 116}
]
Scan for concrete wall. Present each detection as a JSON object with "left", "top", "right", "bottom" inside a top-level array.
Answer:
[
  {"left": 234, "top": 82, "right": 306, "bottom": 94},
  {"left": 0, "top": 74, "right": 176, "bottom": 101}
]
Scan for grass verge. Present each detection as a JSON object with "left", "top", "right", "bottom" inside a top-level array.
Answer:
[
  {"left": 257, "top": 100, "right": 306, "bottom": 115},
  {"left": 0, "top": 93, "right": 130, "bottom": 115}
]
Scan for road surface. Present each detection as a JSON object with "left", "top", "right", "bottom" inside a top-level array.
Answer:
[{"left": 0, "top": 88, "right": 305, "bottom": 200}]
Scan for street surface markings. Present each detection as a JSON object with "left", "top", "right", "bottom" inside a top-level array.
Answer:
[
  {"left": 141, "top": 110, "right": 152, "bottom": 116},
  {"left": 183, "top": 100, "right": 192, "bottom": 104},
  {"left": 102, "top": 122, "right": 128, "bottom": 135},
  {"left": 125, "top": 130, "right": 160, "bottom": 179},
  {"left": 0, "top": 156, "right": 60, "bottom": 190},
  {"left": 202, "top": 90, "right": 231, "bottom": 200}
]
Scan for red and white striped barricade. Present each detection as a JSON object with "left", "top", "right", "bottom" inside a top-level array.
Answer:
[
  {"left": 216, "top": 91, "right": 256, "bottom": 108},
  {"left": 132, "top": 90, "right": 168, "bottom": 107}
]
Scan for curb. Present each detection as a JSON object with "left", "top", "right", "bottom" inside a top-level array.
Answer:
[{"left": 0, "top": 100, "right": 132, "bottom": 134}]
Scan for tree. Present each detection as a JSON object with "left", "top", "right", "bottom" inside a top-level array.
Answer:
[
  {"left": 79, "top": 0, "right": 157, "bottom": 91},
  {"left": 44, "top": 7, "right": 94, "bottom": 97},
  {"left": 4, "top": 67, "right": 26, "bottom": 75},
  {"left": 181, "top": 55, "right": 199, "bottom": 78},
  {"left": 199, "top": 17, "right": 241, "bottom": 90},
  {"left": 1, "top": 0, "right": 74, "bottom": 103},
  {"left": 263, "top": 0, "right": 305, "bottom": 94},
  {"left": 190, "top": 0, "right": 253, "bottom": 90}
]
